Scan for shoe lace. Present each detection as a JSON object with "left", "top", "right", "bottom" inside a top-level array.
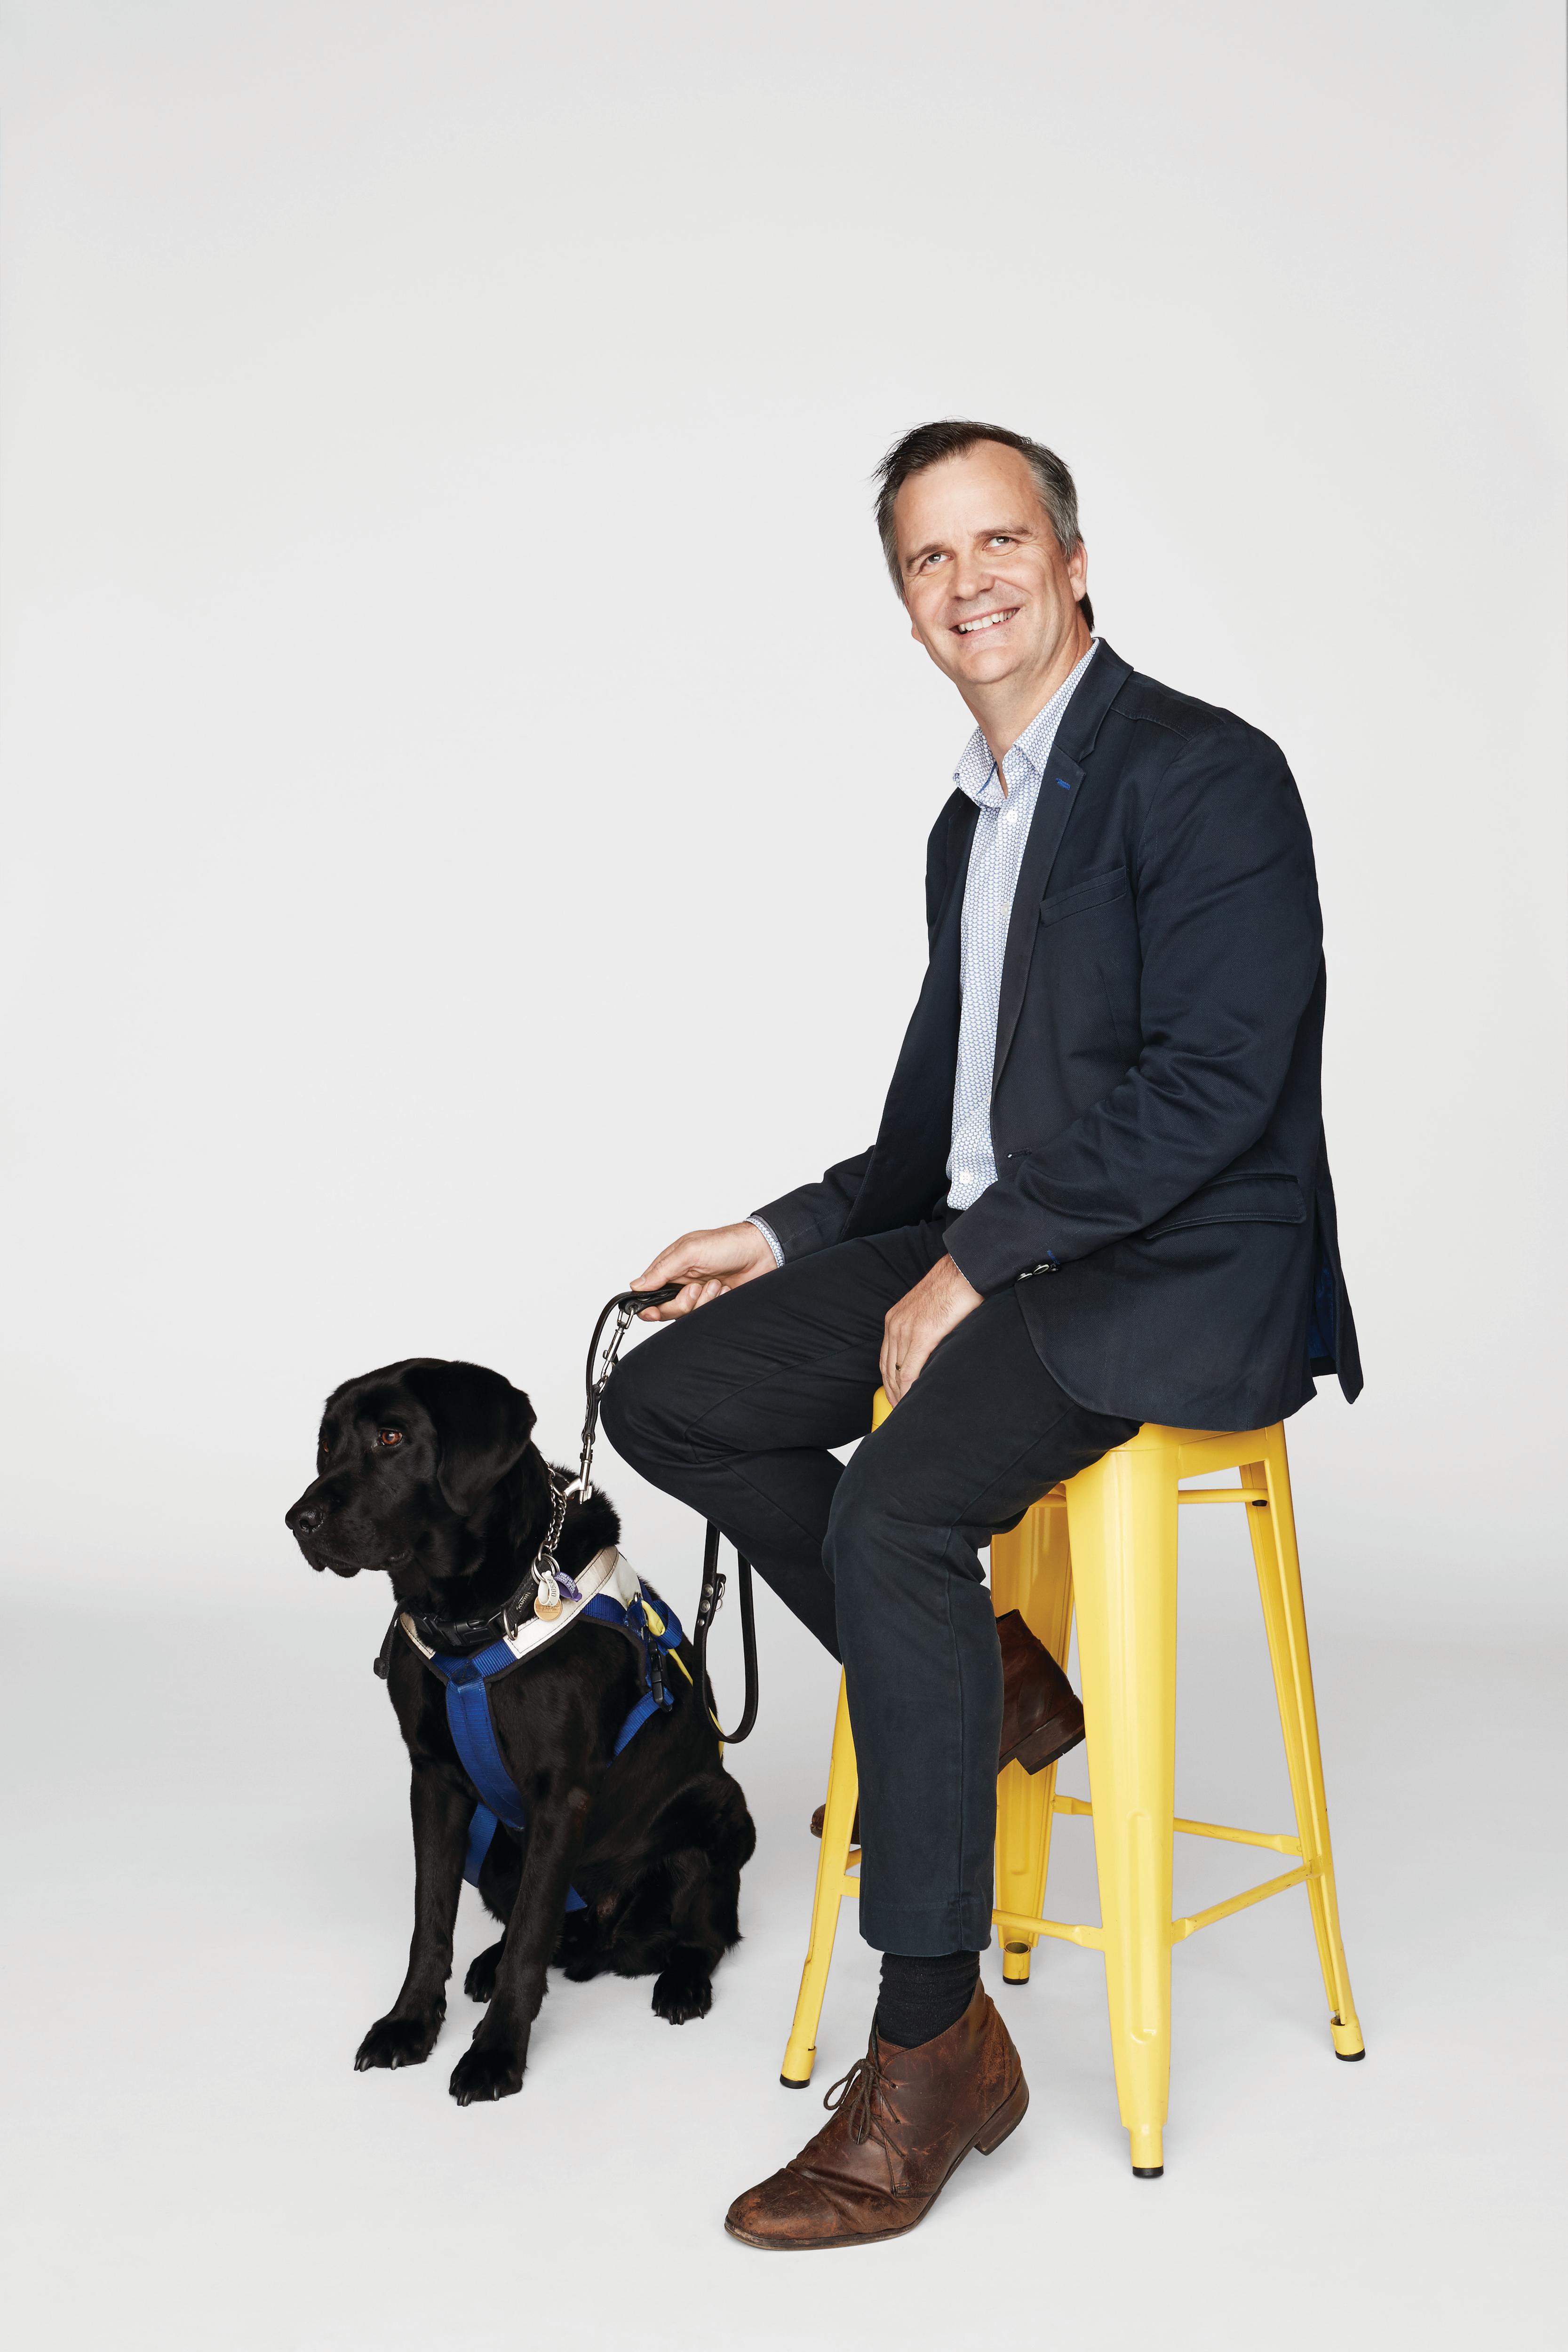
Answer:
[{"left": 822, "top": 2034, "right": 885, "bottom": 2145}]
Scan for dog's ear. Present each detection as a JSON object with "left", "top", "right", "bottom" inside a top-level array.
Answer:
[{"left": 401, "top": 1361, "right": 536, "bottom": 1516}]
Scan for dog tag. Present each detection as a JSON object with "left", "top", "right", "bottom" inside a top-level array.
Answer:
[{"left": 533, "top": 1567, "right": 564, "bottom": 1622}]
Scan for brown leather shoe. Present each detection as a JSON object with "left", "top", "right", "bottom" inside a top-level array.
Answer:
[
  {"left": 809, "top": 1802, "right": 860, "bottom": 1842},
  {"left": 724, "top": 1984, "right": 1027, "bottom": 2250},
  {"left": 996, "top": 1609, "right": 1084, "bottom": 1775}
]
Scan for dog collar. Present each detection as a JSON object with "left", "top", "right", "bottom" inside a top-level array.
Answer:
[{"left": 397, "top": 1544, "right": 635, "bottom": 1669}]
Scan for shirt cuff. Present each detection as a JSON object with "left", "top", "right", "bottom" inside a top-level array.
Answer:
[{"left": 747, "top": 1215, "right": 786, "bottom": 1269}]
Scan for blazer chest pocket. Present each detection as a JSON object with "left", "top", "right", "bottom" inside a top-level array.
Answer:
[
  {"left": 1143, "top": 1172, "right": 1306, "bottom": 1240},
  {"left": 1038, "top": 865, "right": 1128, "bottom": 929}
]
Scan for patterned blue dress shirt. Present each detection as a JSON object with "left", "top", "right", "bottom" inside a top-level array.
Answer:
[{"left": 944, "top": 639, "right": 1099, "bottom": 1209}]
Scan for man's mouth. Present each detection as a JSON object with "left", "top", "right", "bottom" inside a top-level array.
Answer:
[{"left": 954, "top": 607, "right": 1019, "bottom": 636}]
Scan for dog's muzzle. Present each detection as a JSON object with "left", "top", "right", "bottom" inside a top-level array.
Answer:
[{"left": 285, "top": 1493, "right": 361, "bottom": 1576}]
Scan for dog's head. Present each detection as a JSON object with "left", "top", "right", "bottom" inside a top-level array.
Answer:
[{"left": 285, "top": 1358, "right": 543, "bottom": 1588}]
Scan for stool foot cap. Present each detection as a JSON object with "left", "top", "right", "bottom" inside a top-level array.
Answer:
[
  {"left": 1334, "top": 2047, "right": 1366, "bottom": 2062},
  {"left": 780, "top": 2073, "right": 811, "bottom": 2090},
  {"left": 1132, "top": 2166, "right": 1164, "bottom": 2179}
]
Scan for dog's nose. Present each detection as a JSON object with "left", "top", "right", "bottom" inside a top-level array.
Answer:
[{"left": 289, "top": 1501, "right": 326, "bottom": 1536}]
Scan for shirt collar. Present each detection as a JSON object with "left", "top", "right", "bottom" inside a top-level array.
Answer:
[{"left": 952, "top": 639, "right": 1100, "bottom": 809}]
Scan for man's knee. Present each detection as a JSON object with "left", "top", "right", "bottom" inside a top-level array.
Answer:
[
  {"left": 823, "top": 1446, "right": 902, "bottom": 1584},
  {"left": 599, "top": 1334, "right": 680, "bottom": 1476},
  {"left": 825, "top": 1435, "right": 988, "bottom": 1605}
]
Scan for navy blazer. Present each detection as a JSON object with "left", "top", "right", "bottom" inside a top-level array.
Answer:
[{"left": 755, "top": 642, "right": 1362, "bottom": 1430}]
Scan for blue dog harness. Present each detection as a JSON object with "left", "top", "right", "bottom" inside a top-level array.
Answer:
[{"left": 396, "top": 1547, "right": 692, "bottom": 1908}]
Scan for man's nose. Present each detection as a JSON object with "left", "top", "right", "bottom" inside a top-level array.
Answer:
[{"left": 287, "top": 1497, "right": 326, "bottom": 1535}]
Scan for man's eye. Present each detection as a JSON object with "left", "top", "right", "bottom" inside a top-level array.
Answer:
[{"left": 377, "top": 1429, "right": 404, "bottom": 1449}]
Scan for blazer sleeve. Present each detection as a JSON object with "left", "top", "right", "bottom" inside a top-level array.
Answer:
[
  {"left": 944, "top": 724, "right": 1323, "bottom": 1294},
  {"left": 749, "top": 1146, "right": 876, "bottom": 1263}
]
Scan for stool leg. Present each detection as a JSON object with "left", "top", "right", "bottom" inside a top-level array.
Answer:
[
  {"left": 1067, "top": 1434, "right": 1179, "bottom": 2177},
  {"left": 1243, "top": 1436, "right": 1364, "bottom": 2059},
  {"left": 992, "top": 1497, "right": 1075, "bottom": 1985},
  {"left": 780, "top": 1674, "right": 860, "bottom": 2087}
]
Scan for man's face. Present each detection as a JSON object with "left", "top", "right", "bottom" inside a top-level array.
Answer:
[{"left": 893, "top": 442, "right": 1090, "bottom": 699}]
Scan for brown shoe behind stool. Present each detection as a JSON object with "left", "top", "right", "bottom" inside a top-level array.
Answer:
[
  {"left": 724, "top": 1983, "right": 1027, "bottom": 2250},
  {"left": 995, "top": 1608, "right": 1084, "bottom": 1775},
  {"left": 809, "top": 1611, "right": 1082, "bottom": 1837}
]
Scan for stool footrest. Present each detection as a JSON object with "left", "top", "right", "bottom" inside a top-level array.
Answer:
[
  {"left": 1051, "top": 1792, "right": 1301, "bottom": 1855},
  {"left": 833, "top": 1831, "right": 1309, "bottom": 1946},
  {"left": 992, "top": 1905, "right": 1106, "bottom": 1951},
  {"left": 1171, "top": 1862, "right": 1311, "bottom": 1942}
]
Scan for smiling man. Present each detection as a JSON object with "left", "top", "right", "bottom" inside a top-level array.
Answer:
[{"left": 603, "top": 420, "right": 1360, "bottom": 2249}]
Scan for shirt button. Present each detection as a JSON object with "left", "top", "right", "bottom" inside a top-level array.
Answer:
[
  {"left": 958, "top": 1168, "right": 972, "bottom": 1184},
  {"left": 1004, "top": 807, "right": 1018, "bottom": 825}
]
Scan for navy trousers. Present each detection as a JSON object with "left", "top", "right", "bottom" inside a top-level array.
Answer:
[{"left": 601, "top": 1224, "right": 1137, "bottom": 1955}]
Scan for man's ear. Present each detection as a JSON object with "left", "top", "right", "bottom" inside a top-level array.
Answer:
[{"left": 402, "top": 1361, "right": 536, "bottom": 1515}]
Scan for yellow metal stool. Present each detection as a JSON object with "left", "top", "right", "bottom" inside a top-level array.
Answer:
[{"left": 780, "top": 1399, "right": 1364, "bottom": 2176}]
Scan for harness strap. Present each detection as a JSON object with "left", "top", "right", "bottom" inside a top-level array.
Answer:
[
  {"left": 613, "top": 1692, "right": 664, "bottom": 1756},
  {"left": 427, "top": 1574, "right": 688, "bottom": 1910},
  {"left": 439, "top": 1654, "right": 529, "bottom": 1828}
]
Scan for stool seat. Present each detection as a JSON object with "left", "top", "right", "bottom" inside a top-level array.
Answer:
[{"left": 780, "top": 1409, "right": 1363, "bottom": 2177}]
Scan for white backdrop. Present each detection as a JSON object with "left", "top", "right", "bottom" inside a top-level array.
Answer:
[
  {"left": 2, "top": 0, "right": 1564, "bottom": 1630},
  {"left": 2, "top": 8, "right": 1564, "bottom": 2350}
]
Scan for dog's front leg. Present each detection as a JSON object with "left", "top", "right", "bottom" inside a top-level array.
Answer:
[
  {"left": 355, "top": 1760, "right": 470, "bottom": 2073},
  {"left": 448, "top": 1785, "right": 590, "bottom": 2104}
]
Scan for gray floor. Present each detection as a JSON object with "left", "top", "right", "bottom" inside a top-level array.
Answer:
[{"left": 2, "top": 1572, "right": 1557, "bottom": 2351}]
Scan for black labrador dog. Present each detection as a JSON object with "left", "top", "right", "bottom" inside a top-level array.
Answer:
[{"left": 285, "top": 1356, "right": 755, "bottom": 2104}]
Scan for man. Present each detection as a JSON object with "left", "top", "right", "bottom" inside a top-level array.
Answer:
[{"left": 601, "top": 420, "right": 1360, "bottom": 2251}]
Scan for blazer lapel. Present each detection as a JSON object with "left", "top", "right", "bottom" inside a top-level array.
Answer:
[
  {"left": 930, "top": 795, "right": 978, "bottom": 951},
  {"left": 990, "top": 642, "right": 1132, "bottom": 1094},
  {"left": 895, "top": 797, "right": 974, "bottom": 1124},
  {"left": 866, "top": 796, "right": 975, "bottom": 1176}
]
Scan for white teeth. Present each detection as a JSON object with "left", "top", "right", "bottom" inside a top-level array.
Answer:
[{"left": 957, "top": 610, "right": 1013, "bottom": 633}]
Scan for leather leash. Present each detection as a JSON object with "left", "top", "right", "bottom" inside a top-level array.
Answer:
[{"left": 581, "top": 1286, "right": 760, "bottom": 1746}]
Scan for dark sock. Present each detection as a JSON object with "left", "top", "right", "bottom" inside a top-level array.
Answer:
[{"left": 874, "top": 1950, "right": 980, "bottom": 2050}]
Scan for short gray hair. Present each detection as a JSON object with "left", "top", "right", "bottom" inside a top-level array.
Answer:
[{"left": 873, "top": 419, "right": 1092, "bottom": 631}]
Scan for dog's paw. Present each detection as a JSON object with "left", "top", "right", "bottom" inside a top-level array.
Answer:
[
  {"left": 651, "top": 1955, "right": 714, "bottom": 2025},
  {"left": 449, "top": 2037, "right": 526, "bottom": 2105},
  {"left": 354, "top": 2007, "right": 443, "bottom": 2072},
  {"left": 464, "top": 1941, "right": 503, "bottom": 2004},
  {"left": 555, "top": 1911, "right": 605, "bottom": 1982}
]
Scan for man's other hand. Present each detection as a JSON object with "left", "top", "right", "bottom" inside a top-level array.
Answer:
[
  {"left": 879, "top": 1252, "right": 984, "bottom": 1404},
  {"left": 631, "top": 1223, "right": 779, "bottom": 1319}
]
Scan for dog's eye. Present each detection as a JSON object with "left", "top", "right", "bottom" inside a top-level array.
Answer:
[{"left": 377, "top": 1429, "right": 404, "bottom": 1449}]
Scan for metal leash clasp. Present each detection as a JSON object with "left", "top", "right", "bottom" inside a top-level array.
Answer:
[
  {"left": 577, "top": 1285, "right": 680, "bottom": 1501},
  {"left": 578, "top": 1302, "right": 633, "bottom": 1501}
]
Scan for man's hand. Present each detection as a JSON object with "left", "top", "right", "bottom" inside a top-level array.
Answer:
[
  {"left": 879, "top": 1251, "right": 984, "bottom": 1405},
  {"left": 631, "top": 1222, "right": 779, "bottom": 1319}
]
